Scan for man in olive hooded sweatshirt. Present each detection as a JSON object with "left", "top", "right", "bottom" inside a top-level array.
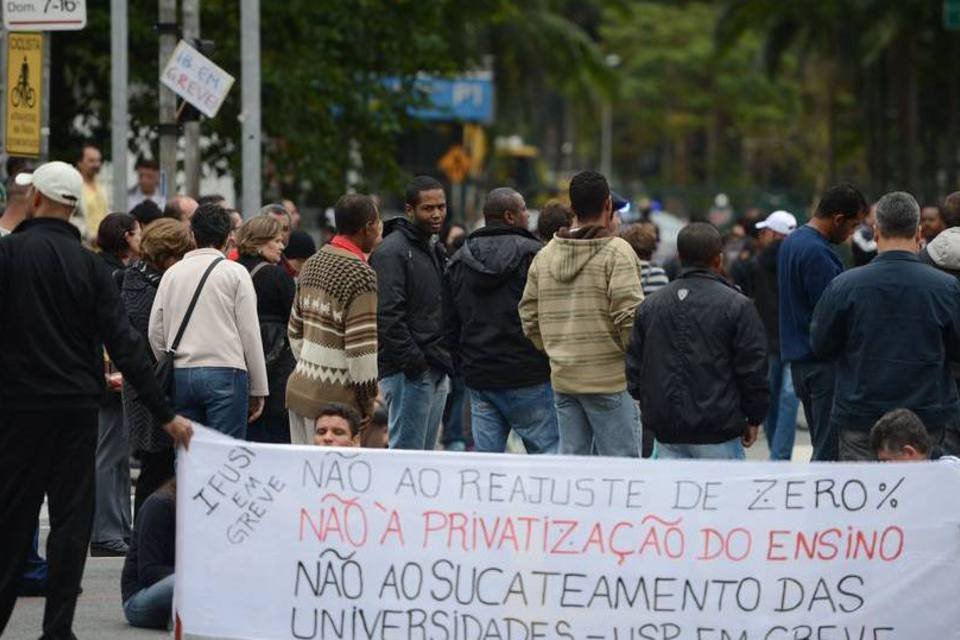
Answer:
[{"left": 519, "top": 171, "right": 643, "bottom": 456}]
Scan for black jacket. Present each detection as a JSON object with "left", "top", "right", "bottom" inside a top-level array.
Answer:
[
  {"left": 745, "top": 240, "right": 782, "bottom": 355},
  {"left": 370, "top": 217, "right": 453, "bottom": 378},
  {"left": 811, "top": 251, "right": 960, "bottom": 431},
  {"left": 0, "top": 218, "right": 173, "bottom": 423},
  {"left": 121, "top": 488, "right": 175, "bottom": 603},
  {"left": 237, "top": 255, "right": 296, "bottom": 324},
  {"left": 120, "top": 261, "right": 171, "bottom": 453},
  {"left": 444, "top": 225, "right": 551, "bottom": 389},
  {"left": 626, "top": 269, "right": 769, "bottom": 444}
]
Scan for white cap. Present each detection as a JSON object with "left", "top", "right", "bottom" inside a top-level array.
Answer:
[
  {"left": 756, "top": 210, "right": 797, "bottom": 236},
  {"left": 15, "top": 161, "right": 83, "bottom": 209}
]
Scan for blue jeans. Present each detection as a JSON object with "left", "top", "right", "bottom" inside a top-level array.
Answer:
[
  {"left": 381, "top": 370, "right": 450, "bottom": 450},
  {"left": 766, "top": 355, "right": 800, "bottom": 460},
  {"left": 791, "top": 361, "right": 838, "bottom": 461},
  {"left": 554, "top": 391, "right": 640, "bottom": 457},
  {"left": 654, "top": 438, "right": 745, "bottom": 460},
  {"left": 441, "top": 376, "right": 468, "bottom": 449},
  {"left": 123, "top": 573, "right": 174, "bottom": 630},
  {"left": 173, "top": 367, "right": 249, "bottom": 439},
  {"left": 18, "top": 527, "right": 47, "bottom": 590},
  {"left": 469, "top": 383, "right": 559, "bottom": 454}
]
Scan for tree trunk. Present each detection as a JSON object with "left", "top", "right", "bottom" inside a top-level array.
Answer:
[
  {"left": 948, "top": 44, "right": 960, "bottom": 194},
  {"left": 706, "top": 105, "right": 719, "bottom": 190}
]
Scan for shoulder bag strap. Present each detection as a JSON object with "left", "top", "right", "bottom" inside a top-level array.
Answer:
[
  {"left": 170, "top": 257, "right": 224, "bottom": 353},
  {"left": 249, "top": 261, "right": 270, "bottom": 280}
]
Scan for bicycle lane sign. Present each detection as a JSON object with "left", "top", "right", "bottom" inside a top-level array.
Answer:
[{"left": 5, "top": 32, "right": 43, "bottom": 157}]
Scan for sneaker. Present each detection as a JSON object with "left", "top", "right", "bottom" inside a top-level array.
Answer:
[
  {"left": 444, "top": 441, "right": 467, "bottom": 452},
  {"left": 90, "top": 540, "right": 129, "bottom": 557}
]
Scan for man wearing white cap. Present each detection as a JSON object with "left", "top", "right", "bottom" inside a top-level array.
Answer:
[
  {"left": 0, "top": 161, "right": 192, "bottom": 638},
  {"left": 746, "top": 210, "right": 800, "bottom": 460}
]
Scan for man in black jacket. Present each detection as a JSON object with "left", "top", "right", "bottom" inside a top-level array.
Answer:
[
  {"left": 812, "top": 191, "right": 960, "bottom": 461},
  {"left": 745, "top": 210, "right": 799, "bottom": 460},
  {"left": 445, "top": 188, "right": 558, "bottom": 453},
  {"left": 371, "top": 176, "right": 453, "bottom": 450},
  {"left": 626, "top": 222, "right": 769, "bottom": 459},
  {"left": 0, "top": 161, "right": 192, "bottom": 639}
]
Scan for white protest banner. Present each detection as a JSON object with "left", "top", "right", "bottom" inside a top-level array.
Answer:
[
  {"left": 175, "top": 426, "right": 960, "bottom": 640},
  {"left": 161, "top": 40, "right": 234, "bottom": 118}
]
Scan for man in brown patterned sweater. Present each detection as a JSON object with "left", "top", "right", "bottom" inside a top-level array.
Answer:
[{"left": 286, "top": 194, "right": 382, "bottom": 444}]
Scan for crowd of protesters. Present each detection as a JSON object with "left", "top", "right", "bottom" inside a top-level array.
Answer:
[{"left": 2, "top": 142, "right": 960, "bottom": 637}]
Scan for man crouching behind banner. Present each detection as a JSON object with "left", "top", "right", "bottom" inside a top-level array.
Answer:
[{"left": 314, "top": 403, "right": 362, "bottom": 448}]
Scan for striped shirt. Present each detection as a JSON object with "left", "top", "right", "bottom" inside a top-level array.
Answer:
[{"left": 640, "top": 260, "right": 670, "bottom": 296}]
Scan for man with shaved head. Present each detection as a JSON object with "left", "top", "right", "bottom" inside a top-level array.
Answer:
[{"left": 444, "top": 187, "right": 558, "bottom": 454}]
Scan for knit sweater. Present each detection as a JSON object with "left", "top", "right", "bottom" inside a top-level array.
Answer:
[
  {"left": 519, "top": 225, "right": 643, "bottom": 394},
  {"left": 286, "top": 244, "right": 379, "bottom": 419}
]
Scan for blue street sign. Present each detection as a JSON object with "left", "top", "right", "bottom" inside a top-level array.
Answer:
[{"left": 386, "top": 75, "right": 495, "bottom": 124}]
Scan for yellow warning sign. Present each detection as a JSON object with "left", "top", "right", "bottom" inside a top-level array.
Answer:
[
  {"left": 6, "top": 32, "right": 44, "bottom": 158},
  {"left": 438, "top": 144, "right": 471, "bottom": 184}
]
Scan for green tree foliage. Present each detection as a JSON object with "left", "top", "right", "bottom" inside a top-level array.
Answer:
[
  {"left": 602, "top": 2, "right": 811, "bottom": 197},
  {"left": 49, "top": 1, "right": 459, "bottom": 203},
  {"left": 714, "top": 0, "right": 960, "bottom": 200},
  {"left": 44, "top": 1, "right": 613, "bottom": 206}
]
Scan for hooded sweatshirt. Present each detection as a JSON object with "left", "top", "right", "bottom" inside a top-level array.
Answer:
[
  {"left": 445, "top": 224, "right": 551, "bottom": 390},
  {"left": 519, "top": 225, "right": 643, "bottom": 394},
  {"left": 921, "top": 227, "right": 960, "bottom": 278},
  {"left": 921, "top": 227, "right": 960, "bottom": 380}
]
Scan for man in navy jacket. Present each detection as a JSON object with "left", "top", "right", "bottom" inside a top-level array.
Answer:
[
  {"left": 778, "top": 184, "right": 868, "bottom": 461},
  {"left": 812, "top": 191, "right": 960, "bottom": 461}
]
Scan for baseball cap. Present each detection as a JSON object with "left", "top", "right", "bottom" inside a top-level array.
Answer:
[
  {"left": 756, "top": 210, "right": 797, "bottom": 236},
  {"left": 612, "top": 192, "right": 631, "bottom": 215},
  {"left": 15, "top": 161, "right": 83, "bottom": 209}
]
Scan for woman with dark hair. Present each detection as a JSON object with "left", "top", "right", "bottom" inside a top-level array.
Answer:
[
  {"left": 98, "top": 212, "right": 142, "bottom": 273},
  {"left": 121, "top": 219, "right": 195, "bottom": 515},
  {"left": 235, "top": 215, "right": 297, "bottom": 443},
  {"left": 90, "top": 212, "right": 144, "bottom": 556}
]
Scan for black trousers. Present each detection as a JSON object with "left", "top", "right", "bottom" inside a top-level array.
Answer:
[
  {"left": 133, "top": 447, "right": 175, "bottom": 517},
  {"left": 0, "top": 409, "right": 97, "bottom": 640},
  {"left": 791, "top": 361, "right": 839, "bottom": 461}
]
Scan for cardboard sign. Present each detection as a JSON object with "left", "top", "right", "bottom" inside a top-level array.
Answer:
[
  {"left": 5, "top": 32, "right": 43, "bottom": 157},
  {"left": 175, "top": 426, "right": 960, "bottom": 639},
  {"left": 161, "top": 40, "right": 234, "bottom": 118}
]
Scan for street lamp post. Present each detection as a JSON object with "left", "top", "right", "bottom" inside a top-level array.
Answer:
[
  {"left": 241, "top": 0, "right": 261, "bottom": 217},
  {"left": 601, "top": 53, "right": 620, "bottom": 180}
]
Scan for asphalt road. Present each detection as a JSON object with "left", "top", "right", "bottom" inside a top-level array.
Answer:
[
  {"left": 4, "top": 425, "right": 811, "bottom": 639},
  {"left": 6, "top": 556, "right": 166, "bottom": 639}
]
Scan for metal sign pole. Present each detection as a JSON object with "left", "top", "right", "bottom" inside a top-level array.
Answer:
[
  {"left": 40, "top": 32, "right": 49, "bottom": 161},
  {"left": 1, "top": 29, "right": 6, "bottom": 166},
  {"left": 182, "top": 0, "right": 200, "bottom": 197},
  {"left": 110, "top": 0, "right": 128, "bottom": 211},
  {"left": 241, "top": 0, "right": 260, "bottom": 217},
  {"left": 158, "top": 0, "right": 177, "bottom": 199}
]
